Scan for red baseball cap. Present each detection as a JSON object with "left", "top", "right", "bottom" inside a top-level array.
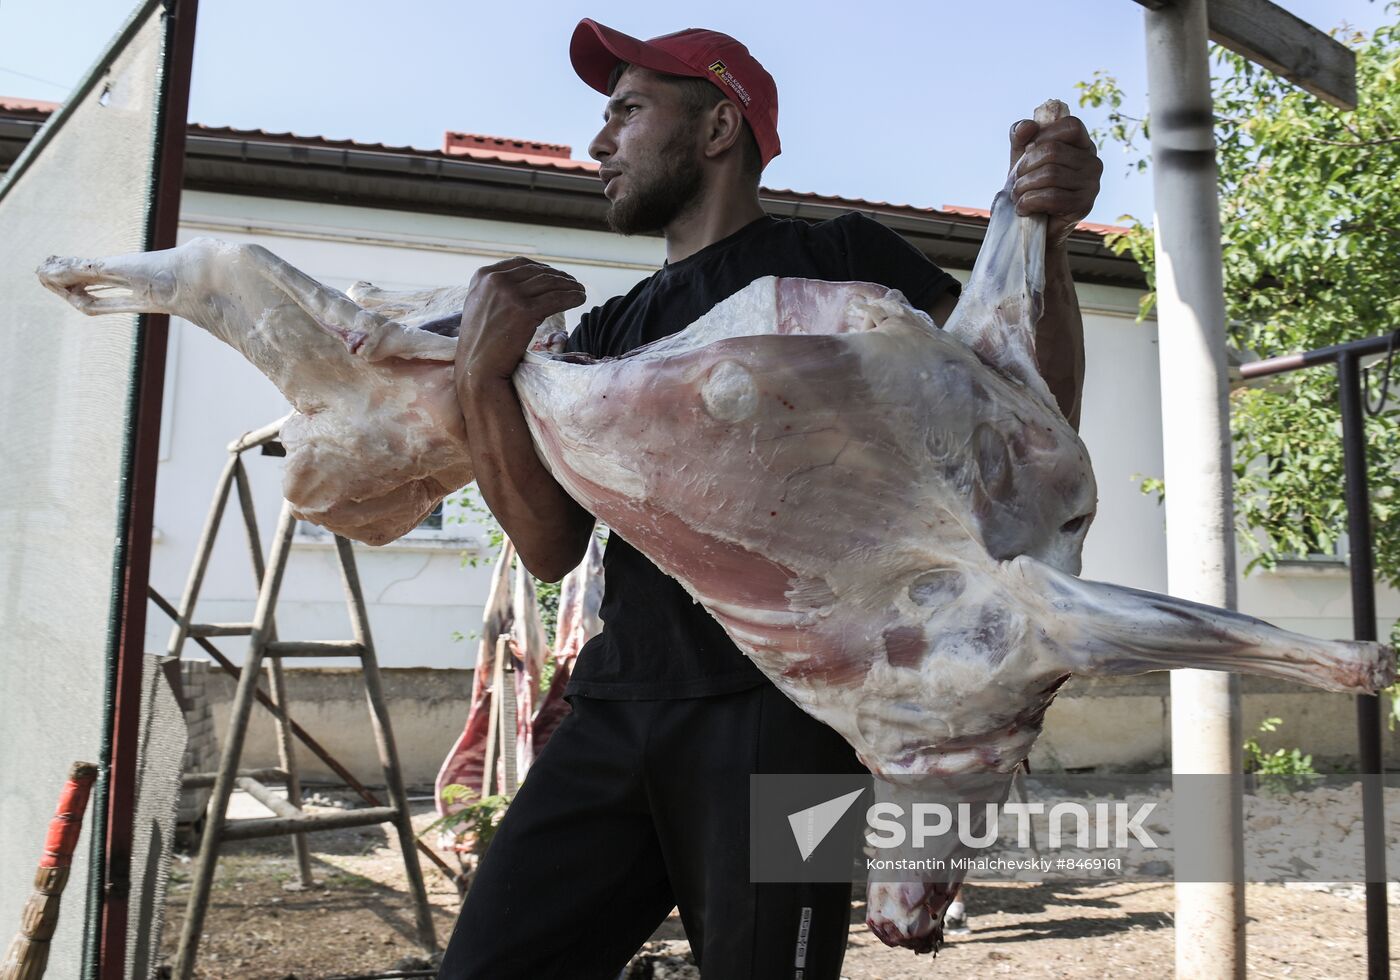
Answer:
[{"left": 570, "top": 19, "right": 781, "bottom": 168}]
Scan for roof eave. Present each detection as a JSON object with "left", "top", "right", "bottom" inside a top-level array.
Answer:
[{"left": 0, "top": 114, "right": 1146, "bottom": 287}]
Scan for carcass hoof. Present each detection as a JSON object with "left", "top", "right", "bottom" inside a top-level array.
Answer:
[
  {"left": 866, "top": 916, "right": 942, "bottom": 955},
  {"left": 1376, "top": 644, "right": 1398, "bottom": 691}
]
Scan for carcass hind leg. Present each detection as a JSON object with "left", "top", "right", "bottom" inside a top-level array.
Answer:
[
  {"left": 347, "top": 281, "right": 464, "bottom": 316},
  {"left": 346, "top": 281, "right": 450, "bottom": 311},
  {"left": 243, "top": 245, "right": 456, "bottom": 363},
  {"left": 347, "top": 281, "right": 470, "bottom": 339},
  {"left": 941, "top": 100, "right": 1068, "bottom": 416}
]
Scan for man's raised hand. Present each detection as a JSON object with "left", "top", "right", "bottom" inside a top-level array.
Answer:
[
  {"left": 456, "top": 257, "right": 587, "bottom": 388},
  {"left": 1007, "top": 115, "right": 1103, "bottom": 249}
]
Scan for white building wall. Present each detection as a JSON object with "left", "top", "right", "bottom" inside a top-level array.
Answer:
[
  {"left": 148, "top": 189, "right": 1397, "bottom": 679},
  {"left": 1241, "top": 565, "right": 1400, "bottom": 642},
  {"left": 1075, "top": 284, "right": 1170, "bottom": 596}
]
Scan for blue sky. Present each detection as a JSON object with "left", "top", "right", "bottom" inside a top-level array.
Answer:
[{"left": 0, "top": 0, "right": 1389, "bottom": 227}]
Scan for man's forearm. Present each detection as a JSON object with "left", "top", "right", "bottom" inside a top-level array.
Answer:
[
  {"left": 460, "top": 376, "right": 594, "bottom": 582},
  {"left": 1035, "top": 245, "right": 1085, "bottom": 430}
]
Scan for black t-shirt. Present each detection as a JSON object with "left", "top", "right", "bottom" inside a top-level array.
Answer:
[{"left": 562, "top": 211, "right": 961, "bottom": 699}]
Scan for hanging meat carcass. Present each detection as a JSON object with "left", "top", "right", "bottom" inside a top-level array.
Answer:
[
  {"left": 507, "top": 549, "right": 549, "bottom": 776},
  {"left": 434, "top": 540, "right": 514, "bottom": 823},
  {"left": 38, "top": 100, "right": 1394, "bottom": 953},
  {"left": 532, "top": 532, "right": 605, "bottom": 750},
  {"left": 435, "top": 538, "right": 547, "bottom": 815},
  {"left": 435, "top": 530, "right": 599, "bottom": 838}
]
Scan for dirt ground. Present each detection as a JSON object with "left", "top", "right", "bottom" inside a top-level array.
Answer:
[{"left": 160, "top": 790, "right": 1399, "bottom": 980}]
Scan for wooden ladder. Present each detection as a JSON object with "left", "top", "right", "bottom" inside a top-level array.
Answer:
[{"left": 167, "top": 421, "right": 436, "bottom": 979}]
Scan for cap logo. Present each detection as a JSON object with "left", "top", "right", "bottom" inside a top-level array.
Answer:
[{"left": 706, "top": 59, "right": 752, "bottom": 108}]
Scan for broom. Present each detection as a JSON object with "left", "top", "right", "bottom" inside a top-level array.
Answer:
[{"left": 0, "top": 762, "right": 100, "bottom": 980}]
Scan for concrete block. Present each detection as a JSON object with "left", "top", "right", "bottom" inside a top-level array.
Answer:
[{"left": 203, "top": 667, "right": 473, "bottom": 787}]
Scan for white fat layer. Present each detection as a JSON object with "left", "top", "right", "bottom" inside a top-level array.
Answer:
[{"left": 700, "top": 360, "right": 759, "bottom": 422}]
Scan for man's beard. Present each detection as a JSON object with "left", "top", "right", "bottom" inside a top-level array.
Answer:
[{"left": 606, "top": 128, "right": 703, "bottom": 236}]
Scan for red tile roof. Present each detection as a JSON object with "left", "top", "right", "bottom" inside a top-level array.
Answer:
[
  {"left": 941, "top": 204, "right": 1132, "bottom": 238},
  {"left": 443, "top": 132, "right": 578, "bottom": 164},
  {"left": 764, "top": 185, "right": 962, "bottom": 219},
  {"left": 177, "top": 121, "right": 604, "bottom": 174},
  {"left": 0, "top": 96, "right": 60, "bottom": 113}
]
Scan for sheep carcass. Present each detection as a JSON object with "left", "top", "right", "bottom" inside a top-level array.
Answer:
[{"left": 38, "top": 104, "right": 1394, "bottom": 954}]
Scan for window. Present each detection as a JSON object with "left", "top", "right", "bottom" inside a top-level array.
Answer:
[
  {"left": 414, "top": 500, "right": 445, "bottom": 533},
  {"left": 1277, "top": 530, "right": 1347, "bottom": 565},
  {"left": 401, "top": 495, "right": 480, "bottom": 542},
  {"left": 1260, "top": 454, "right": 1347, "bottom": 566},
  {"left": 295, "top": 493, "right": 485, "bottom": 548}
]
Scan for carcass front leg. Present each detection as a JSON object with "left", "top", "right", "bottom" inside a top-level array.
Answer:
[
  {"left": 39, "top": 239, "right": 457, "bottom": 363},
  {"left": 864, "top": 770, "right": 1013, "bottom": 952},
  {"left": 867, "top": 879, "right": 961, "bottom": 954},
  {"left": 1011, "top": 555, "right": 1396, "bottom": 694},
  {"left": 37, "top": 251, "right": 183, "bottom": 316}
]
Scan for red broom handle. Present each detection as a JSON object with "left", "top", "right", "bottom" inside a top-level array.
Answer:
[
  {"left": 0, "top": 762, "right": 100, "bottom": 980},
  {"left": 41, "top": 763, "right": 98, "bottom": 869}
]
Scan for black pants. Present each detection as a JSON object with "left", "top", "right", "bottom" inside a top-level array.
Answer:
[{"left": 438, "top": 682, "right": 866, "bottom": 979}]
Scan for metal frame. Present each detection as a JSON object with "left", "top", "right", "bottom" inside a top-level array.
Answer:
[
  {"left": 162, "top": 422, "right": 437, "bottom": 979},
  {"left": 1239, "top": 331, "right": 1396, "bottom": 977}
]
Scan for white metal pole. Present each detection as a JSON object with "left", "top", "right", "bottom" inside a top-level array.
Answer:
[{"left": 1143, "top": 1, "right": 1246, "bottom": 976}]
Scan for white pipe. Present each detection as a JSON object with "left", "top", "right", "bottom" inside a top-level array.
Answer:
[{"left": 1143, "top": 0, "right": 1246, "bottom": 976}]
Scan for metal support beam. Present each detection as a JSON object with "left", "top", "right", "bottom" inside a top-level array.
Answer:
[
  {"left": 1144, "top": 1, "right": 1247, "bottom": 976},
  {"left": 1336, "top": 353, "right": 1392, "bottom": 979}
]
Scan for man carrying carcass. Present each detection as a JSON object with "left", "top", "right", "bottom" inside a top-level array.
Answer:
[{"left": 440, "top": 19, "right": 1101, "bottom": 978}]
